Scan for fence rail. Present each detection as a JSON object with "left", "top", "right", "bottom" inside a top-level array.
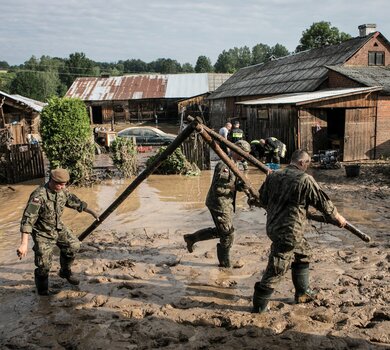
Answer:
[{"left": 0, "top": 144, "right": 45, "bottom": 183}]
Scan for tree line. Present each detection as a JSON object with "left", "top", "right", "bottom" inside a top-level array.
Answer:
[{"left": 0, "top": 22, "right": 351, "bottom": 102}]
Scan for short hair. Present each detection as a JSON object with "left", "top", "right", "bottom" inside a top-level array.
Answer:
[{"left": 291, "top": 149, "right": 310, "bottom": 163}]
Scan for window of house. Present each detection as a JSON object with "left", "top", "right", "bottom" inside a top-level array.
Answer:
[
  {"left": 368, "top": 51, "right": 384, "bottom": 66},
  {"left": 257, "top": 108, "right": 269, "bottom": 120}
]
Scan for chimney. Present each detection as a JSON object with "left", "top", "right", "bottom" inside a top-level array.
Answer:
[{"left": 358, "top": 24, "right": 377, "bottom": 37}]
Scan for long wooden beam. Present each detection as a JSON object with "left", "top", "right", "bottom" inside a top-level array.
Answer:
[{"left": 78, "top": 119, "right": 199, "bottom": 241}]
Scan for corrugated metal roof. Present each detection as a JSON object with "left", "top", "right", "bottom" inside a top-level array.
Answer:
[
  {"left": 66, "top": 73, "right": 231, "bottom": 101},
  {"left": 209, "top": 33, "right": 379, "bottom": 100},
  {"left": 327, "top": 65, "right": 390, "bottom": 94},
  {"left": 0, "top": 90, "right": 46, "bottom": 112},
  {"left": 237, "top": 87, "right": 382, "bottom": 106}
]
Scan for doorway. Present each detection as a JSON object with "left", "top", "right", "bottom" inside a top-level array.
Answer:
[
  {"left": 92, "top": 106, "right": 103, "bottom": 124},
  {"left": 327, "top": 108, "right": 345, "bottom": 156}
]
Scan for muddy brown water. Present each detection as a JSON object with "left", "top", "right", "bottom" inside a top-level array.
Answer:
[{"left": 0, "top": 165, "right": 389, "bottom": 349}]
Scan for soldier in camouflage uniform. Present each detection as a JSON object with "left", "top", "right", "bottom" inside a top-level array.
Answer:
[
  {"left": 252, "top": 150, "right": 346, "bottom": 313},
  {"left": 183, "top": 140, "right": 251, "bottom": 268},
  {"left": 17, "top": 168, "right": 99, "bottom": 295}
]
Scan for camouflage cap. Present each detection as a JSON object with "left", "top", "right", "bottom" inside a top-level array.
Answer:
[
  {"left": 235, "top": 140, "right": 251, "bottom": 152},
  {"left": 51, "top": 168, "right": 70, "bottom": 183}
]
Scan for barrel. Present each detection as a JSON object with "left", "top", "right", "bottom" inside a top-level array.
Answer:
[{"left": 345, "top": 164, "right": 360, "bottom": 177}]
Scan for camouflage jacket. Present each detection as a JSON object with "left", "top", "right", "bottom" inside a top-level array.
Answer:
[
  {"left": 20, "top": 183, "right": 87, "bottom": 238},
  {"left": 206, "top": 160, "right": 243, "bottom": 213},
  {"left": 259, "top": 164, "right": 338, "bottom": 244}
]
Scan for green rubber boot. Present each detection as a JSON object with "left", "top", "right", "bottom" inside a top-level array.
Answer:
[
  {"left": 291, "top": 262, "right": 316, "bottom": 303},
  {"left": 251, "top": 283, "right": 274, "bottom": 313},
  {"left": 59, "top": 269, "right": 80, "bottom": 286},
  {"left": 183, "top": 228, "right": 217, "bottom": 253},
  {"left": 217, "top": 243, "right": 230, "bottom": 268},
  {"left": 34, "top": 269, "right": 49, "bottom": 296}
]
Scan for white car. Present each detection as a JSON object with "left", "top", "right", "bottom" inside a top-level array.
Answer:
[{"left": 117, "top": 126, "right": 176, "bottom": 146}]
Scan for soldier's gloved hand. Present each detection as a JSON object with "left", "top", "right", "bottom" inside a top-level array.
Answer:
[
  {"left": 236, "top": 181, "right": 248, "bottom": 192},
  {"left": 247, "top": 196, "right": 260, "bottom": 208}
]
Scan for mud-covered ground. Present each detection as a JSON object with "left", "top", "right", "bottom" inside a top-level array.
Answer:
[{"left": 0, "top": 161, "right": 389, "bottom": 349}]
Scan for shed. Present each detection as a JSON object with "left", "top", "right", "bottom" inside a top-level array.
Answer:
[
  {"left": 0, "top": 91, "right": 45, "bottom": 145},
  {"left": 65, "top": 73, "right": 231, "bottom": 125}
]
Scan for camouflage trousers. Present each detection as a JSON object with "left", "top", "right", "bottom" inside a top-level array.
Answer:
[
  {"left": 258, "top": 233, "right": 311, "bottom": 289},
  {"left": 188, "top": 208, "right": 234, "bottom": 249},
  {"left": 32, "top": 228, "right": 81, "bottom": 277}
]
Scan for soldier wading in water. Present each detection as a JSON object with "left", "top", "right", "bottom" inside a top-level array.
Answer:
[
  {"left": 183, "top": 140, "right": 251, "bottom": 268},
  {"left": 17, "top": 168, "right": 99, "bottom": 295},
  {"left": 251, "top": 150, "right": 346, "bottom": 313}
]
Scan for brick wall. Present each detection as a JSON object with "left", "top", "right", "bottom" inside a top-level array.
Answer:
[
  {"left": 346, "top": 34, "right": 390, "bottom": 66},
  {"left": 376, "top": 95, "right": 390, "bottom": 157}
]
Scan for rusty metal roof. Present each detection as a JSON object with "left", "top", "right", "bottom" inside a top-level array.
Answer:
[{"left": 66, "top": 73, "right": 231, "bottom": 101}]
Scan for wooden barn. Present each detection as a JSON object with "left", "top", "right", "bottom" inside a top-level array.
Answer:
[
  {"left": 208, "top": 24, "right": 390, "bottom": 161},
  {"left": 0, "top": 91, "right": 45, "bottom": 145},
  {"left": 65, "top": 73, "right": 231, "bottom": 125}
]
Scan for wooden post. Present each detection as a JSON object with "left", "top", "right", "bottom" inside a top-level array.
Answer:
[
  {"left": 78, "top": 119, "right": 199, "bottom": 241},
  {"left": 0, "top": 97, "right": 5, "bottom": 128}
]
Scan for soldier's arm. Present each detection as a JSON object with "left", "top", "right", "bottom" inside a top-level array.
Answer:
[
  {"left": 65, "top": 191, "right": 88, "bottom": 212},
  {"left": 214, "top": 165, "right": 234, "bottom": 196},
  {"left": 18, "top": 193, "right": 42, "bottom": 259},
  {"left": 305, "top": 176, "right": 345, "bottom": 226}
]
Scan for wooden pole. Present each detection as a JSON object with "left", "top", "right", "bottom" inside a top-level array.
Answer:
[
  {"left": 78, "top": 119, "right": 199, "bottom": 241},
  {"left": 187, "top": 116, "right": 271, "bottom": 175}
]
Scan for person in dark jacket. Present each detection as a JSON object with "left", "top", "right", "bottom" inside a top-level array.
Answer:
[
  {"left": 251, "top": 150, "right": 346, "bottom": 313},
  {"left": 183, "top": 140, "right": 251, "bottom": 268},
  {"left": 17, "top": 168, "right": 99, "bottom": 295},
  {"left": 259, "top": 137, "right": 287, "bottom": 164}
]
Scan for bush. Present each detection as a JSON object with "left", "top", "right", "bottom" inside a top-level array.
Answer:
[
  {"left": 110, "top": 137, "right": 138, "bottom": 177},
  {"left": 40, "top": 97, "right": 94, "bottom": 184},
  {"left": 146, "top": 146, "right": 200, "bottom": 175}
]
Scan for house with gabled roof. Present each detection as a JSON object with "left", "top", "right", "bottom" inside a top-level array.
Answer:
[
  {"left": 208, "top": 24, "right": 390, "bottom": 161},
  {"left": 65, "top": 73, "right": 231, "bottom": 125}
]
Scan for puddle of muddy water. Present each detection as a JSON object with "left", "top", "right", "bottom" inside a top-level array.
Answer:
[{"left": 0, "top": 164, "right": 383, "bottom": 265}]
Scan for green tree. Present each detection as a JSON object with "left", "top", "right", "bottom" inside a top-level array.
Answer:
[
  {"left": 121, "top": 59, "right": 148, "bottom": 73},
  {"left": 252, "top": 43, "right": 271, "bottom": 64},
  {"left": 40, "top": 97, "right": 94, "bottom": 184},
  {"left": 296, "top": 21, "right": 352, "bottom": 52},
  {"left": 60, "top": 52, "right": 96, "bottom": 88},
  {"left": 0, "top": 71, "right": 16, "bottom": 93},
  {"left": 181, "top": 62, "right": 195, "bottom": 73},
  {"left": 148, "top": 58, "right": 182, "bottom": 73},
  {"left": 195, "top": 56, "right": 213, "bottom": 73},
  {"left": 269, "top": 43, "right": 290, "bottom": 59},
  {"left": 214, "top": 50, "right": 237, "bottom": 73},
  {"left": 0, "top": 61, "right": 10, "bottom": 70},
  {"left": 9, "top": 70, "right": 59, "bottom": 101}
]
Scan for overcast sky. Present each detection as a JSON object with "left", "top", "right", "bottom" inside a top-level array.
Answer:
[{"left": 1, "top": 0, "right": 390, "bottom": 66}]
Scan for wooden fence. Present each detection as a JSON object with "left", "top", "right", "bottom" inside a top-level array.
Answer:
[
  {"left": 181, "top": 133, "right": 210, "bottom": 170},
  {"left": 0, "top": 144, "right": 45, "bottom": 183}
]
